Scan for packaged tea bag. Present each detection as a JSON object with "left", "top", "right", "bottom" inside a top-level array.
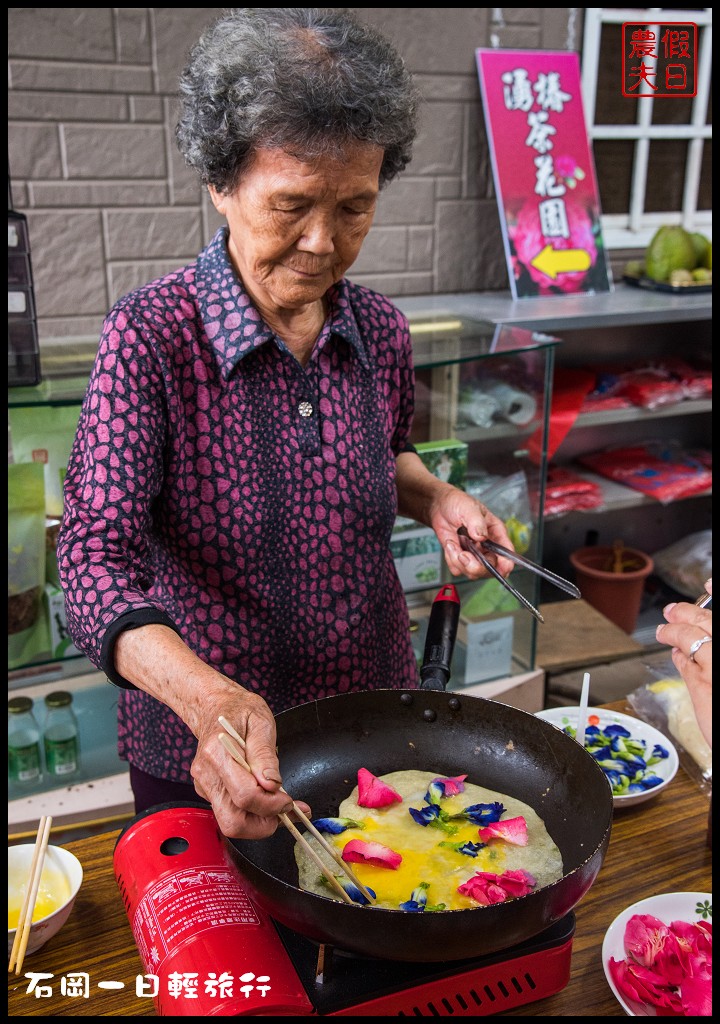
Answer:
[
  {"left": 8, "top": 404, "right": 82, "bottom": 518},
  {"left": 8, "top": 463, "right": 51, "bottom": 669}
]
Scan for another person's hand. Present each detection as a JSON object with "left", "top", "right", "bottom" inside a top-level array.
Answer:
[
  {"left": 431, "top": 487, "right": 516, "bottom": 581},
  {"left": 655, "top": 579, "right": 712, "bottom": 747},
  {"left": 191, "top": 688, "right": 312, "bottom": 839}
]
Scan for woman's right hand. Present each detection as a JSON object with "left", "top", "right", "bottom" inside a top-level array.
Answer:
[
  {"left": 191, "top": 688, "right": 312, "bottom": 839},
  {"left": 113, "top": 623, "right": 311, "bottom": 839}
]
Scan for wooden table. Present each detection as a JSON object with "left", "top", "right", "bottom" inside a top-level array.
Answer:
[{"left": 8, "top": 699, "right": 712, "bottom": 1017}]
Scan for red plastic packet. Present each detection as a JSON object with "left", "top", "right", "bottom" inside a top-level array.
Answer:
[
  {"left": 542, "top": 465, "right": 604, "bottom": 517},
  {"left": 579, "top": 443, "right": 712, "bottom": 504}
]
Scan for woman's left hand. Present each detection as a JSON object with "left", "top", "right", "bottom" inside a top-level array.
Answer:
[{"left": 430, "top": 487, "right": 516, "bottom": 580}]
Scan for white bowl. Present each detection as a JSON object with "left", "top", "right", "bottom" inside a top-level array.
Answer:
[
  {"left": 535, "top": 706, "right": 679, "bottom": 808},
  {"left": 8, "top": 844, "right": 83, "bottom": 958},
  {"left": 602, "top": 891, "right": 712, "bottom": 1016}
]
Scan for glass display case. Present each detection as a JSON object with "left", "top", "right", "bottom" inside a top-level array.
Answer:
[
  {"left": 9, "top": 343, "right": 96, "bottom": 690},
  {"left": 397, "top": 287, "right": 711, "bottom": 651},
  {"left": 9, "top": 323, "right": 558, "bottom": 693},
  {"left": 8, "top": 320, "right": 558, "bottom": 821},
  {"left": 401, "top": 314, "right": 558, "bottom": 689}
]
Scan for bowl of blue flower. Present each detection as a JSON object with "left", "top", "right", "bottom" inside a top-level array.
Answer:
[{"left": 535, "top": 707, "right": 679, "bottom": 808}]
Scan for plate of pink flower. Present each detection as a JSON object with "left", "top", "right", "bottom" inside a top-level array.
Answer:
[{"left": 602, "top": 891, "right": 712, "bottom": 1016}]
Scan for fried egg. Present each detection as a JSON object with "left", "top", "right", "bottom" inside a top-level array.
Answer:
[{"left": 294, "top": 770, "right": 564, "bottom": 911}]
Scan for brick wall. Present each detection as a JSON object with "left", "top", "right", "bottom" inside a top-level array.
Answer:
[{"left": 8, "top": 7, "right": 581, "bottom": 347}]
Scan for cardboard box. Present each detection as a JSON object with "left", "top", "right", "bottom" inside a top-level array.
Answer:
[
  {"left": 454, "top": 614, "right": 514, "bottom": 685},
  {"left": 390, "top": 527, "right": 443, "bottom": 592},
  {"left": 415, "top": 438, "right": 468, "bottom": 490}
]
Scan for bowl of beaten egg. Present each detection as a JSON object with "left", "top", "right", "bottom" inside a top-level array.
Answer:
[{"left": 8, "top": 844, "right": 83, "bottom": 957}]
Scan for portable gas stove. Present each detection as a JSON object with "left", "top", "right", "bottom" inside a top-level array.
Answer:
[
  {"left": 271, "top": 913, "right": 575, "bottom": 1016},
  {"left": 115, "top": 804, "right": 575, "bottom": 1016}
]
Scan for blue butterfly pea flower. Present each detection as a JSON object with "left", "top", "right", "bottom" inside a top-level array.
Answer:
[
  {"left": 336, "top": 877, "right": 376, "bottom": 905},
  {"left": 631, "top": 773, "right": 664, "bottom": 792},
  {"left": 424, "top": 780, "right": 445, "bottom": 806},
  {"left": 459, "top": 801, "right": 505, "bottom": 826},
  {"left": 439, "top": 840, "right": 485, "bottom": 857},
  {"left": 311, "top": 817, "right": 364, "bottom": 835},
  {"left": 409, "top": 805, "right": 440, "bottom": 826},
  {"left": 400, "top": 884, "right": 429, "bottom": 912}
]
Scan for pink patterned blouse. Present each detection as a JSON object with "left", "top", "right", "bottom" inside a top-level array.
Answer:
[{"left": 57, "top": 228, "right": 419, "bottom": 782}]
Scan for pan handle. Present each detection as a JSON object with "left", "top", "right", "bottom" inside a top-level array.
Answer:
[{"left": 419, "top": 584, "right": 460, "bottom": 691}]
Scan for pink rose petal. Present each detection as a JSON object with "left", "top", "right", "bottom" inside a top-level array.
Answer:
[
  {"left": 609, "top": 911, "right": 713, "bottom": 1016},
  {"left": 357, "top": 768, "right": 403, "bottom": 808},
  {"left": 341, "top": 839, "right": 402, "bottom": 869},
  {"left": 432, "top": 774, "right": 467, "bottom": 796},
  {"left": 680, "top": 974, "right": 712, "bottom": 1016},
  {"left": 610, "top": 959, "right": 682, "bottom": 1012},
  {"left": 457, "top": 869, "right": 536, "bottom": 905},
  {"left": 496, "top": 868, "right": 536, "bottom": 897},
  {"left": 477, "top": 815, "right": 528, "bottom": 846},
  {"left": 457, "top": 875, "right": 508, "bottom": 905}
]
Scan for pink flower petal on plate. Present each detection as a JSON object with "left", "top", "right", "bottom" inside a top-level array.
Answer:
[
  {"left": 671, "top": 918, "right": 713, "bottom": 959},
  {"left": 477, "top": 815, "right": 528, "bottom": 846},
  {"left": 680, "top": 974, "right": 713, "bottom": 1016},
  {"left": 623, "top": 913, "right": 669, "bottom": 967},
  {"left": 357, "top": 768, "right": 403, "bottom": 808},
  {"left": 341, "top": 838, "right": 402, "bottom": 869},
  {"left": 608, "top": 957, "right": 647, "bottom": 1005},
  {"left": 654, "top": 930, "right": 691, "bottom": 988},
  {"left": 611, "top": 911, "right": 713, "bottom": 1016},
  {"left": 609, "top": 958, "right": 682, "bottom": 1013}
]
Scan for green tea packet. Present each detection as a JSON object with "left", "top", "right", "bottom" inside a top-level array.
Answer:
[
  {"left": 8, "top": 403, "right": 82, "bottom": 518},
  {"left": 8, "top": 463, "right": 51, "bottom": 669}
]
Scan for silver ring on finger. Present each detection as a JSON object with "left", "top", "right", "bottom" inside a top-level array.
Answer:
[{"left": 688, "top": 635, "right": 712, "bottom": 662}]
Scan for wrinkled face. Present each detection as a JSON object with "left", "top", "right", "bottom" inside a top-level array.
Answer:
[{"left": 209, "top": 142, "right": 384, "bottom": 314}]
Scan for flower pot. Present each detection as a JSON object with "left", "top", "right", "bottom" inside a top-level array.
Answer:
[{"left": 569, "top": 545, "right": 654, "bottom": 634}]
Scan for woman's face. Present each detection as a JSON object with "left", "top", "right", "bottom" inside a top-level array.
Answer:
[{"left": 210, "top": 142, "right": 384, "bottom": 315}]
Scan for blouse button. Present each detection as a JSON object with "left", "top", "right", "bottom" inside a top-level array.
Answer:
[{"left": 298, "top": 401, "right": 313, "bottom": 418}]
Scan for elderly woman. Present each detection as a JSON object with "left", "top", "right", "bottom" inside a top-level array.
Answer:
[{"left": 57, "top": 8, "right": 515, "bottom": 838}]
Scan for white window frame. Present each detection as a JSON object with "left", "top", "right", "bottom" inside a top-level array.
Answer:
[{"left": 581, "top": 7, "right": 712, "bottom": 249}]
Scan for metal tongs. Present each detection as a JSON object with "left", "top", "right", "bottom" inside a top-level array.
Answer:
[{"left": 457, "top": 525, "right": 581, "bottom": 623}]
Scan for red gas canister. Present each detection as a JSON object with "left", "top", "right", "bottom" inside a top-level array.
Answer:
[{"left": 113, "top": 803, "right": 314, "bottom": 1016}]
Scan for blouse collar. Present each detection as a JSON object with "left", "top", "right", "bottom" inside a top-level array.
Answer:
[{"left": 195, "top": 228, "right": 369, "bottom": 378}]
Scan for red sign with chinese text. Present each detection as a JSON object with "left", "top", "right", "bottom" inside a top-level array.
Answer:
[
  {"left": 622, "top": 22, "right": 697, "bottom": 98},
  {"left": 476, "top": 49, "right": 612, "bottom": 300}
]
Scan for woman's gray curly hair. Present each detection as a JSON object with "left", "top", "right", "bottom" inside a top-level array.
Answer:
[{"left": 176, "top": 8, "right": 421, "bottom": 193}]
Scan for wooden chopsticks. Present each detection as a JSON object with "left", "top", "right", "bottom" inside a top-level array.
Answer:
[
  {"left": 217, "top": 716, "right": 375, "bottom": 906},
  {"left": 9, "top": 815, "right": 53, "bottom": 975}
]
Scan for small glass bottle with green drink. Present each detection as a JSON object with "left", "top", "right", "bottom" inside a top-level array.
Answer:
[
  {"left": 8, "top": 696, "right": 43, "bottom": 784},
  {"left": 43, "top": 690, "right": 80, "bottom": 778}
]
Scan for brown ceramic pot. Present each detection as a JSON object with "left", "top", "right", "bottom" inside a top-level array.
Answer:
[{"left": 569, "top": 545, "right": 654, "bottom": 634}]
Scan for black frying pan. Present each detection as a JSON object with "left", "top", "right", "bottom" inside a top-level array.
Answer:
[{"left": 229, "top": 588, "right": 613, "bottom": 962}]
